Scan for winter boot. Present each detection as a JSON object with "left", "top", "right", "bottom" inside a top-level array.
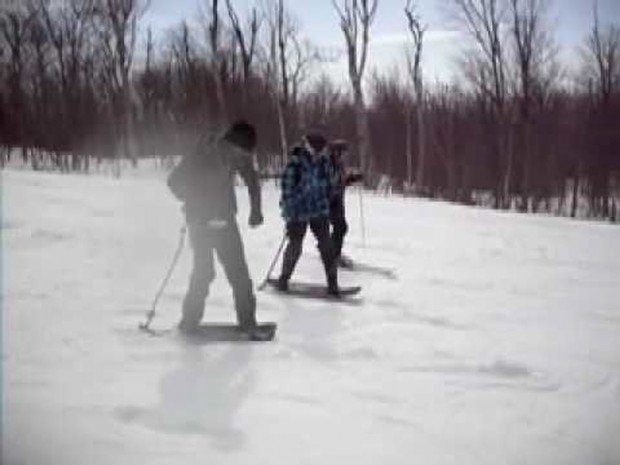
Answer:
[
  {"left": 327, "top": 275, "right": 340, "bottom": 297},
  {"left": 178, "top": 318, "right": 201, "bottom": 335},
  {"left": 276, "top": 275, "right": 289, "bottom": 292},
  {"left": 238, "top": 323, "right": 276, "bottom": 341},
  {"left": 338, "top": 254, "right": 354, "bottom": 269}
]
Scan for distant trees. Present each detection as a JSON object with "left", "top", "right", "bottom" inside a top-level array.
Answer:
[
  {"left": 0, "top": 0, "right": 147, "bottom": 173},
  {"left": 333, "top": 0, "right": 378, "bottom": 178},
  {"left": 0, "top": 3, "right": 34, "bottom": 162},
  {"left": 580, "top": 3, "right": 620, "bottom": 219},
  {"left": 96, "top": 0, "right": 148, "bottom": 172},
  {"left": 450, "top": 0, "right": 510, "bottom": 207},
  {"left": 264, "top": 0, "right": 312, "bottom": 162},
  {"left": 37, "top": 0, "right": 97, "bottom": 170},
  {"left": 508, "top": 0, "right": 558, "bottom": 212},
  {"left": 0, "top": 0, "right": 618, "bottom": 221}
]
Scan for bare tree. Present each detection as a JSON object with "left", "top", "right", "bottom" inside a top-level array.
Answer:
[
  {"left": 509, "top": 0, "right": 558, "bottom": 211},
  {"left": 332, "top": 0, "right": 378, "bottom": 178},
  {"left": 38, "top": 0, "right": 97, "bottom": 170},
  {"left": 428, "top": 85, "right": 461, "bottom": 200},
  {"left": 581, "top": 1, "right": 620, "bottom": 218},
  {"left": 451, "top": 0, "right": 510, "bottom": 207},
  {"left": 369, "top": 69, "right": 408, "bottom": 180},
  {"left": 301, "top": 73, "right": 343, "bottom": 128},
  {"left": 202, "top": 0, "right": 227, "bottom": 121},
  {"left": 94, "top": 0, "right": 149, "bottom": 173},
  {"left": 263, "top": 0, "right": 315, "bottom": 162},
  {"left": 404, "top": 0, "right": 425, "bottom": 192},
  {"left": 25, "top": 6, "right": 52, "bottom": 168},
  {"left": 225, "top": 0, "right": 261, "bottom": 105},
  {"left": 170, "top": 21, "right": 197, "bottom": 86},
  {"left": 0, "top": 4, "right": 34, "bottom": 162},
  {"left": 583, "top": 2, "right": 619, "bottom": 107},
  {"left": 271, "top": 0, "right": 292, "bottom": 157}
]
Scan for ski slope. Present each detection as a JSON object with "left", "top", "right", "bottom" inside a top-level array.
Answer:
[{"left": 3, "top": 165, "right": 620, "bottom": 465}]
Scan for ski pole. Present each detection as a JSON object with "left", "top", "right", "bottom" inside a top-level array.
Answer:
[
  {"left": 258, "top": 232, "right": 287, "bottom": 290},
  {"left": 139, "top": 224, "right": 187, "bottom": 332},
  {"left": 358, "top": 184, "right": 366, "bottom": 248}
]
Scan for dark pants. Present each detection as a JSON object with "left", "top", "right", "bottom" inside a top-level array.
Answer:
[
  {"left": 329, "top": 197, "right": 348, "bottom": 260},
  {"left": 280, "top": 217, "right": 337, "bottom": 286},
  {"left": 181, "top": 219, "right": 256, "bottom": 328}
]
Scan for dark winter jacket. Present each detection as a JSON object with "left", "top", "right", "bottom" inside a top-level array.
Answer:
[
  {"left": 280, "top": 148, "right": 332, "bottom": 222},
  {"left": 167, "top": 135, "right": 261, "bottom": 224},
  {"left": 328, "top": 154, "right": 363, "bottom": 201}
]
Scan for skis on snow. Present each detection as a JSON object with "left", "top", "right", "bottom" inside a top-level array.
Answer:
[
  {"left": 337, "top": 255, "right": 397, "bottom": 279},
  {"left": 264, "top": 278, "right": 362, "bottom": 299},
  {"left": 140, "top": 322, "right": 277, "bottom": 342}
]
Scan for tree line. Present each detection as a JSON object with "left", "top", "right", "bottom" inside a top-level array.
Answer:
[{"left": 1, "top": 0, "right": 619, "bottom": 221}]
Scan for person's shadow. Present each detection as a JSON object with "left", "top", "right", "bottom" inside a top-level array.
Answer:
[{"left": 116, "top": 341, "right": 255, "bottom": 452}]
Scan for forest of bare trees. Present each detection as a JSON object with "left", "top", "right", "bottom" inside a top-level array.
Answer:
[{"left": 1, "top": 0, "right": 619, "bottom": 221}]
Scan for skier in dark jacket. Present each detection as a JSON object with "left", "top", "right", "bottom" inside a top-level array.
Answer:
[
  {"left": 328, "top": 140, "right": 362, "bottom": 266},
  {"left": 277, "top": 132, "right": 339, "bottom": 295},
  {"left": 167, "top": 121, "right": 270, "bottom": 339}
]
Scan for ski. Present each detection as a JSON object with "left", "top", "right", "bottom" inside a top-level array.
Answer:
[
  {"left": 265, "top": 278, "right": 361, "bottom": 299},
  {"left": 338, "top": 260, "right": 397, "bottom": 279},
  {"left": 140, "top": 322, "right": 277, "bottom": 342}
]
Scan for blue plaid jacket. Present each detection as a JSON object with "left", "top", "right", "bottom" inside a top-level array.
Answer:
[{"left": 280, "top": 149, "right": 332, "bottom": 222}]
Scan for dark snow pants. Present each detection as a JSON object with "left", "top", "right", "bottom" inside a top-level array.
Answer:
[
  {"left": 329, "top": 196, "right": 348, "bottom": 260},
  {"left": 280, "top": 217, "right": 337, "bottom": 285},
  {"left": 181, "top": 219, "right": 256, "bottom": 328}
]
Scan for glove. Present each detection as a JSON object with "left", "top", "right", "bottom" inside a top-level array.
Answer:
[
  {"left": 249, "top": 210, "right": 264, "bottom": 227},
  {"left": 346, "top": 173, "right": 364, "bottom": 184}
]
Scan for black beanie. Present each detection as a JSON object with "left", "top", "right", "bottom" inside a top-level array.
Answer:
[
  {"left": 304, "top": 132, "right": 327, "bottom": 152},
  {"left": 225, "top": 120, "right": 257, "bottom": 151}
]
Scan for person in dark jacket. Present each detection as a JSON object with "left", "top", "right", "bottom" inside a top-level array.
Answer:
[
  {"left": 277, "top": 132, "right": 339, "bottom": 295},
  {"left": 167, "top": 121, "right": 268, "bottom": 338},
  {"left": 327, "top": 140, "right": 362, "bottom": 266}
]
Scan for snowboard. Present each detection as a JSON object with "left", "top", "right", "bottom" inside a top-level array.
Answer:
[
  {"left": 265, "top": 278, "right": 362, "bottom": 299},
  {"left": 141, "top": 322, "right": 277, "bottom": 342}
]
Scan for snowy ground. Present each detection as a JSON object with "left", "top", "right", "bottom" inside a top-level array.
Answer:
[{"left": 2, "top": 165, "right": 620, "bottom": 465}]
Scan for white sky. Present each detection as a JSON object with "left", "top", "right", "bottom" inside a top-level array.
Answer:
[{"left": 141, "top": 0, "right": 620, "bottom": 87}]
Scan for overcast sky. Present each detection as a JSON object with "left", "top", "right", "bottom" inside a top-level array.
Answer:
[{"left": 141, "top": 0, "right": 620, "bottom": 86}]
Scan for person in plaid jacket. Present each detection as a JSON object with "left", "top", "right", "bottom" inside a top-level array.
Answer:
[{"left": 277, "top": 132, "right": 339, "bottom": 295}]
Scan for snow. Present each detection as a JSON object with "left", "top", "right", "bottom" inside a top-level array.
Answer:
[{"left": 2, "top": 165, "right": 620, "bottom": 465}]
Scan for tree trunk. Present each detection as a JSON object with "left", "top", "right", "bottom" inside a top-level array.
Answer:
[
  {"left": 414, "top": 89, "right": 425, "bottom": 193},
  {"left": 519, "top": 122, "right": 531, "bottom": 212},
  {"left": 571, "top": 167, "right": 580, "bottom": 218},
  {"left": 447, "top": 162, "right": 457, "bottom": 201},
  {"left": 603, "top": 173, "right": 610, "bottom": 219},
  {"left": 353, "top": 86, "right": 371, "bottom": 180},
  {"left": 214, "top": 63, "right": 227, "bottom": 122},
  {"left": 405, "top": 103, "right": 412, "bottom": 189},
  {"left": 502, "top": 120, "right": 514, "bottom": 209},
  {"left": 276, "top": 96, "right": 288, "bottom": 164}
]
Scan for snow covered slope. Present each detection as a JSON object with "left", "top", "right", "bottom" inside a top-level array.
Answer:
[{"left": 3, "top": 166, "right": 620, "bottom": 465}]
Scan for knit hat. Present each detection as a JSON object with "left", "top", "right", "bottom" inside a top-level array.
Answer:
[{"left": 303, "top": 132, "right": 327, "bottom": 153}]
